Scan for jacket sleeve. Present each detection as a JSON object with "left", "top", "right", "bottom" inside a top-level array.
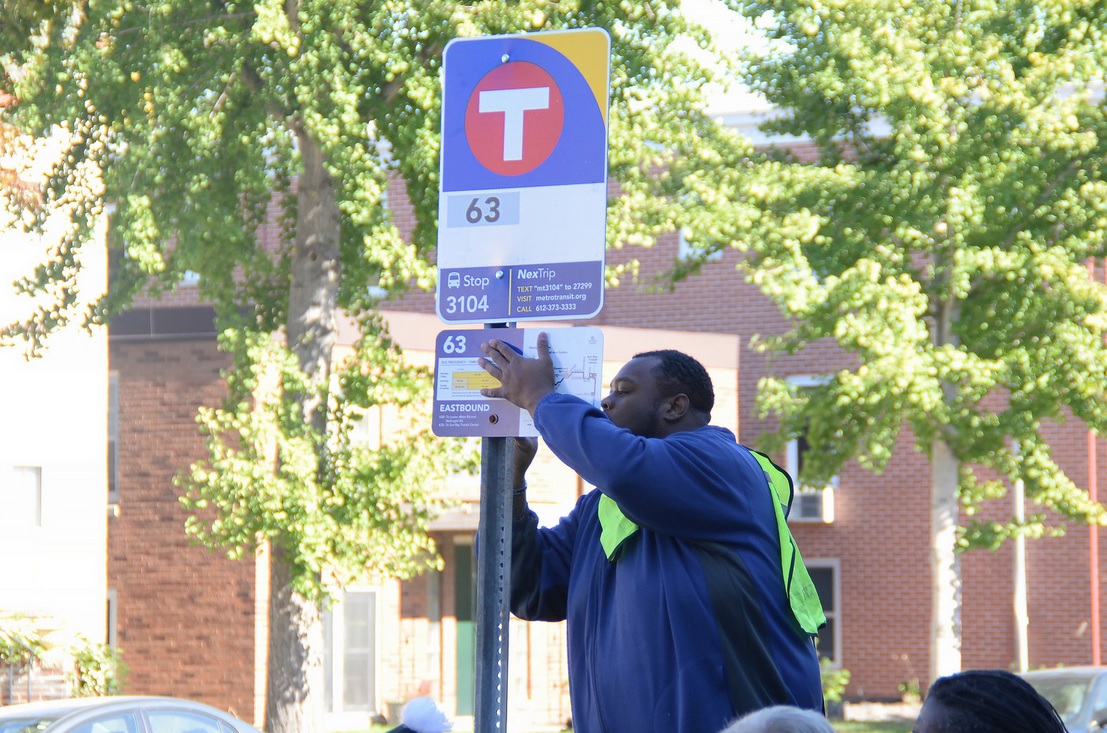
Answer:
[
  {"left": 532, "top": 393, "right": 768, "bottom": 540},
  {"left": 509, "top": 496, "right": 584, "bottom": 622}
]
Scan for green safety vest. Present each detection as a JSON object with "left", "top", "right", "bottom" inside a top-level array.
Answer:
[
  {"left": 596, "top": 449, "right": 827, "bottom": 636},
  {"left": 748, "top": 448, "right": 828, "bottom": 636}
]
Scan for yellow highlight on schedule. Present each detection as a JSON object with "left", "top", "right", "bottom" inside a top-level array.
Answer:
[{"left": 452, "top": 371, "right": 501, "bottom": 390}]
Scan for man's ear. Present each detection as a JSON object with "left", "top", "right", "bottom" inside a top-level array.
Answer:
[{"left": 661, "top": 393, "right": 691, "bottom": 422}]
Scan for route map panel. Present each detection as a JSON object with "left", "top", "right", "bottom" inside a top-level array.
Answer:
[{"left": 433, "top": 327, "right": 604, "bottom": 437}]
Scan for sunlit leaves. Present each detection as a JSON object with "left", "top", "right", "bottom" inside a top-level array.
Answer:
[
  {"left": 7, "top": 0, "right": 754, "bottom": 595},
  {"left": 729, "top": 0, "right": 1107, "bottom": 541}
]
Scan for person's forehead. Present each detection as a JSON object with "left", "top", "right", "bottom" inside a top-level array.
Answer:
[{"left": 613, "top": 356, "right": 661, "bottom": 385}]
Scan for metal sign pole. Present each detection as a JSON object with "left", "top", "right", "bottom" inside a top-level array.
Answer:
[
  {"left": 473, "top": 436, "right": 514, "bottom": 732},
  {"left": 473, "top": 325, "right": 515, "bottom": 733}
]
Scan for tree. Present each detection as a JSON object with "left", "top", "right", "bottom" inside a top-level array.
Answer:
[
  {"left": 704, "top": 0, "right": 1107, "bottom": 683},
  {"left": 2, "top": 2, "right": 749, "bottom": 731}
]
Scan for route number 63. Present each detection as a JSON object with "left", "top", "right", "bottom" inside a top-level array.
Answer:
[
  {"left": 441, "top": 335, "right": 468, "bottom": 354},
  {"left": 466, "top": 197, "right": 501, "bottom": 224}
]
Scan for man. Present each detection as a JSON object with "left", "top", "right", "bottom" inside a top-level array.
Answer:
[{"left": 477, "top": 334, "right": 825, "bottom": 733}]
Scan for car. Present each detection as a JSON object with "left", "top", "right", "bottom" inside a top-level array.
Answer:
[
  {"left": 1021, "top": 666, "right": 1107, "bottom": 733},
  {"left": 0, "top": 696, "right": 264, "bottom": 733}
]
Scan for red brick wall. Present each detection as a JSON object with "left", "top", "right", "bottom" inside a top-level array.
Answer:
[
  {"left": 594, "top": 234, "right": 1107, "bottom": 698},
  {"left": 113, "top": 166, "right": 1107, "bottom": 718},
  {"left": 109, "top": 337, "right": 258, "bottom": 720}
]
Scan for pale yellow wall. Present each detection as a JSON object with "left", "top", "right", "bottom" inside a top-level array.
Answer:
[{"left": 0, "top": 155, "right": 110, "bottom": 646}]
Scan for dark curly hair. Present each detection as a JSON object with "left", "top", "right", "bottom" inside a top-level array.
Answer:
[
  {"left": 926, "top": 670, "right": 1067, "bottom": 733},
  {"left": 633, "top": 349, "right": 714, "bottom": 417}
]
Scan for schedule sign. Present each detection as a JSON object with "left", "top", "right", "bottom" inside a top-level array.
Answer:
[
  {"left": 437, "top": 29, "right": 611, "bottom": 324},
  {"left": 432, "top": 327, "right": 604, "bottom": 437}
]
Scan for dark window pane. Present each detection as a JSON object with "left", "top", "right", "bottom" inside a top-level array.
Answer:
[
  {"left": 815, "top": 619, "right": 836, "bottom": 662},
  {"left": 809, "top": 566, "right": 835, "bottom": 612},
  {"left": 455, "top": 544, "right": 474, "bottom": 622}
]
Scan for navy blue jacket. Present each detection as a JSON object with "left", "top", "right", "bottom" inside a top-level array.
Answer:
[{"left": 511, "top": 393, "right": 824, "bottom": 733}]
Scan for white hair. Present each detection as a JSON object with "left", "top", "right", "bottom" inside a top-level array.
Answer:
[
  {"left": 720, "top": 705, "right": 834, "bottom": 733},
  {"left": 400, "top": 696, "right": 454, "bottom": 733}
]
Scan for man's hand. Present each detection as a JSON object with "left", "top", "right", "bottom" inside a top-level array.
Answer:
[{"left": 478, "top": 332, "right": 556, "bottom": 416}]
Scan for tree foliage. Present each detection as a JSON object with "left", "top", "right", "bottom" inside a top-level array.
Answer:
[
  {"left": 3, "top": 1, "right": 745, "bottom": 348},
  {"left": 3, "top": 1, "right": 751, "bottom": 729},
  {"left": 698, "top": 0, "right": 1107, "bottom": 679},
  {"left": 179, "top": 318, "right": 470, "bottom": 597},
  {"left": 717, "top": 0, "right": 1107, "bottom": 542}
]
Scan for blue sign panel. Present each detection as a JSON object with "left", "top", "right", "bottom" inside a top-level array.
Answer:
[{"left": 441, "top": 36, "right": 608, "bottom": 192}]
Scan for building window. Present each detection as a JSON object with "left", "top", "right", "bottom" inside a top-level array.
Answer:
[
  {"left": 807, "top": 560, "right": 840, "bottom": 664},
  {"left": 785, "top": 375, "right": 838, "bottom": 523},
  {"left": 107, "top": 588, "right": 118, "bottom": 648},
  {"left": 7, "top": 466, "right": 43, "bottom": 527},
  {"left": 783, "top": 378, "right": 832, "bottom": 487},
  {"left": 349, "top": 407, "right": 381, "bottom": 450},
  {"left": 785, "top": 375, "right": 837, "bottom": 488},
  {"left": 108, "top": 372, "right": 119, "bottom": 504},
  {"left": 324, "top": 590, "right": 379, "bottom": 714},
  {"left": 678, "top": 227, "right": 723, "bottom": 263}
]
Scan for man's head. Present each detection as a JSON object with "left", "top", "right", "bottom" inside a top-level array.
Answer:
[
  {"left": 913, "top": 670, "right": 1066, "bottom": 733},
  {"left": 601, "top": 349, "right": 714, "bottom": 438}
]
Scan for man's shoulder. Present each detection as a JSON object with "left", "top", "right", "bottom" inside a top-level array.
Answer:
[{"left": 670, "top": 424, "right": 738, "bottom": 444}]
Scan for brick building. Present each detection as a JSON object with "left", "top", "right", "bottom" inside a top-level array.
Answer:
[{"left": 103, "top": 122, "right": 1107, "bottom": 730}]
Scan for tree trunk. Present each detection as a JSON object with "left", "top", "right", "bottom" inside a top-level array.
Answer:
[
  {"left": 929, "top": 437, "right": 962, "bottom": 685},
  {"left": 286, "top": 132, "right": 342, "bottom": 430},
  {"left": 266, "top": 543, "right": 326, "bottom": 733},
  {"left": 266, "top": 131, "right": 341, "bottom": 733}
]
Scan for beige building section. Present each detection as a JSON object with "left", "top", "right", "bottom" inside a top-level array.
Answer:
[{"left": 0, "top": 182, "right": 110, "bottom": 656}]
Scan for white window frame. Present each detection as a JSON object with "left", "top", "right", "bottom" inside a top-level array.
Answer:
[
  {"left": 107, "top": 588, "right": 118, "bottom": 647},
  {"left": 785, "top": 375, "right": 839, "bottom": 491},
  {"left": 366, "top": 189, "right": 389, "bottom": 300},
  {"left": 805, "top": 558, "right": 842, "bottom": 666},
  {"left": 349, "top": 407, "right": 382, "bottom": 450},
  {"left": 8, "top": 465, "right": 43, "bottom": 527},
  {"left": 677, "top": 227, "right": 723, "bottom": 263},
  {"left": 324, "top": 587, "right": 382, "bottom": 729},
  {"left": 784, "top": 375, "right": 837, "bottom": 523}
]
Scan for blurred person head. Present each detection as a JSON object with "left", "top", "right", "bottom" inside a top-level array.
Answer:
[
  {"left": 385, "top": 695, "right": 453, "bottom": 733},
  {"left": 913, "top": 669, "right": 1067, "bottom": 733},
  {"left": 721, "top": 705, "right": 835, "bottom": 733}
]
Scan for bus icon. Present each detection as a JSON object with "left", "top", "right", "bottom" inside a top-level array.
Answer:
[{"left": 447, "top": 272, "right": 461, "bottom": 288}]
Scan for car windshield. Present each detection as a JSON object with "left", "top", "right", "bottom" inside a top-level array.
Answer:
[
  {"left": 1026, "top": 676, "right": 1094, "bottom": 726},
  {"left": 0, "top": 717, "right": 57, "bottom": 733}
]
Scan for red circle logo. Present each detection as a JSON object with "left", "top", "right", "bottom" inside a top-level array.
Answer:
[{"left": 465, "top": 61, "right": 564, "bottom": 176}]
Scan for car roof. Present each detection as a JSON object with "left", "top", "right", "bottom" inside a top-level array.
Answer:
[
  {"left": 1022, "top": 666, "right": 1107, "bottom": 678},
  {"left": 0, "top": 696, "right": 247, "bottom": 722}
]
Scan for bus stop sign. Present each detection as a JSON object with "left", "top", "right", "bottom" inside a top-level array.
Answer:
[{"left": 437, "top": 29, "right": 610, "bottom": 324}]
